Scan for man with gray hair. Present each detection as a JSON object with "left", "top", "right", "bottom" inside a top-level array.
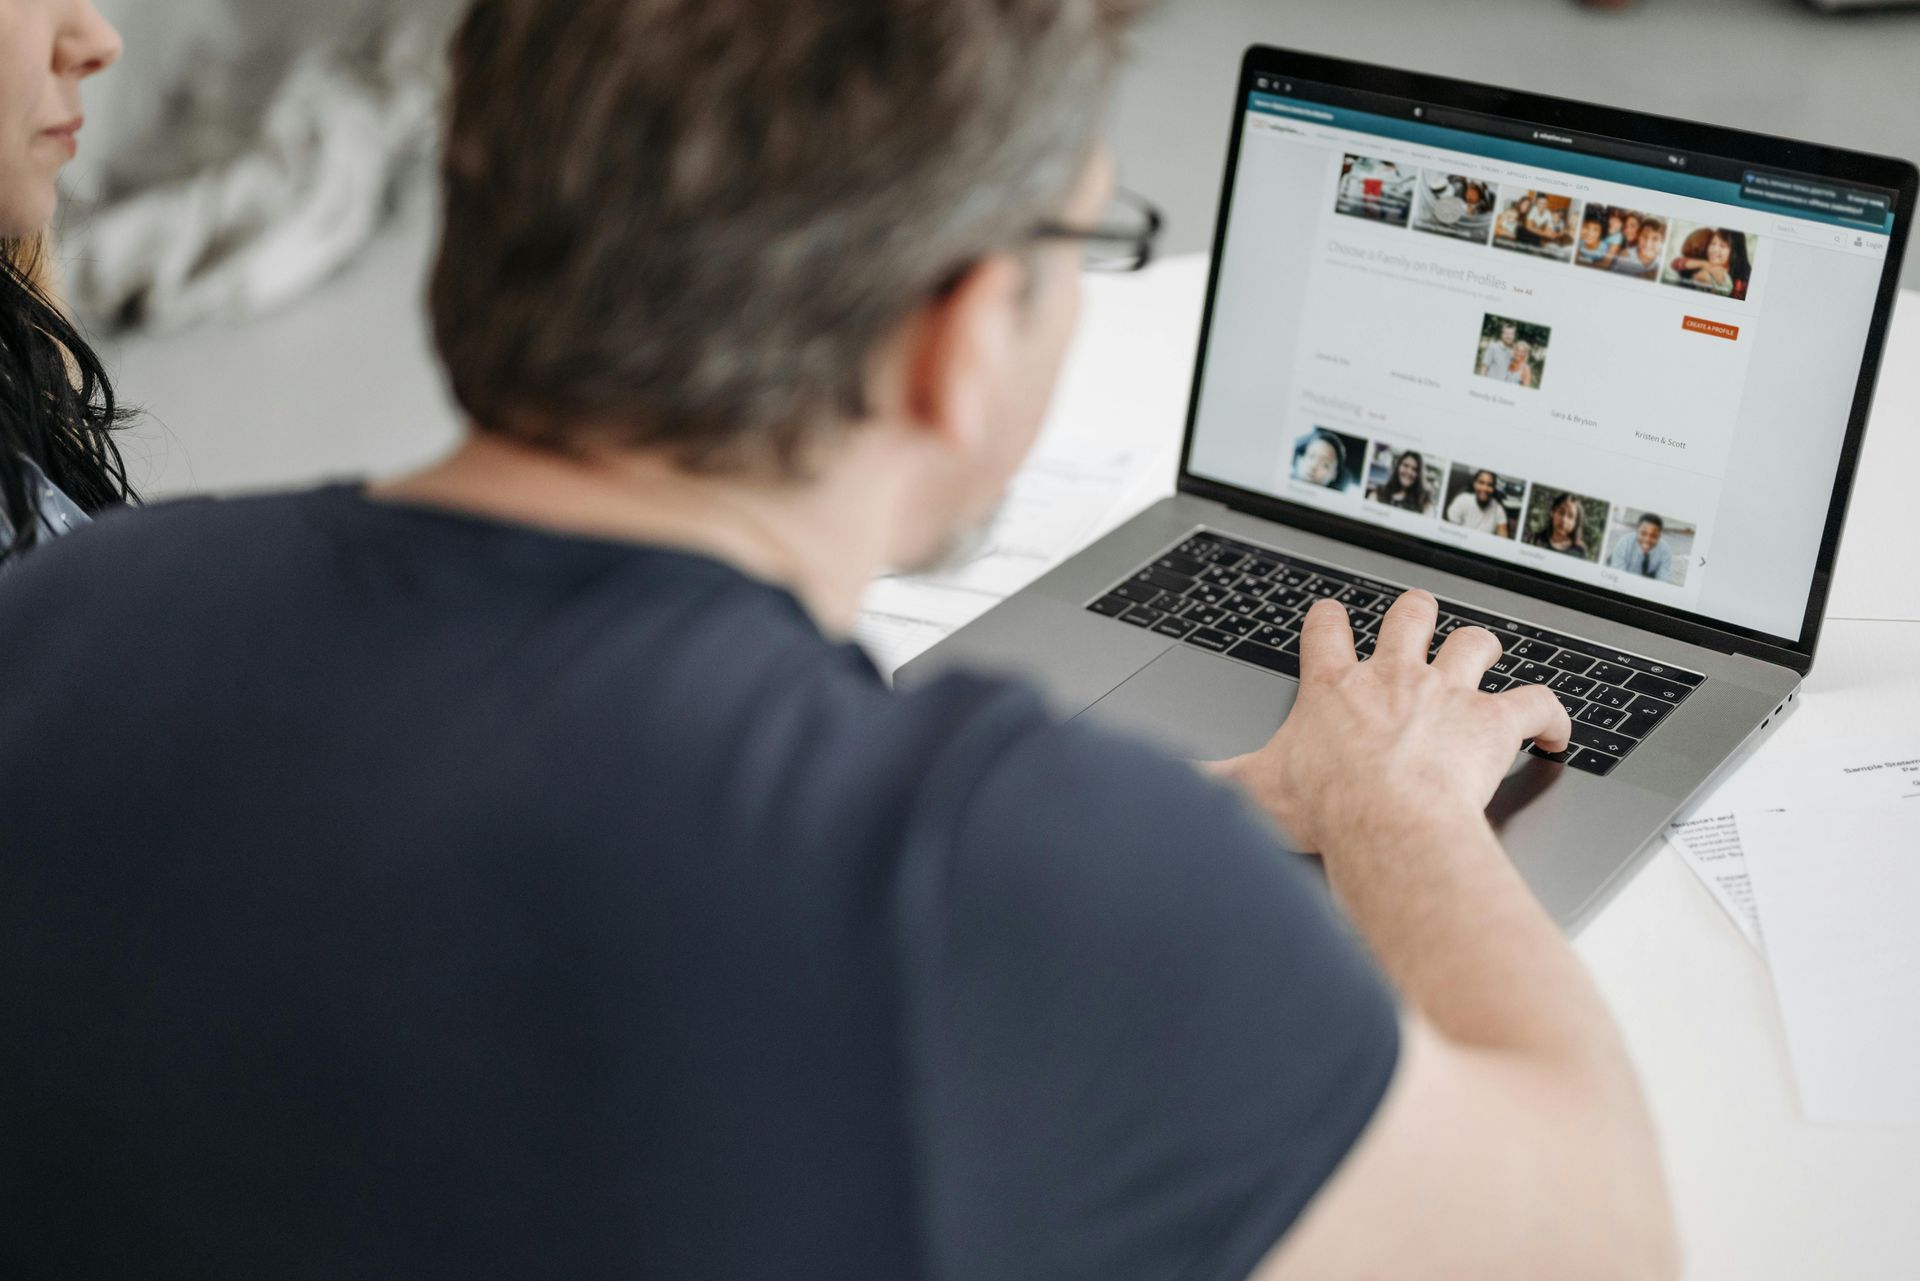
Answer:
[{"left": 0, "top": 2, "right": 1676, "bottom": 1278}]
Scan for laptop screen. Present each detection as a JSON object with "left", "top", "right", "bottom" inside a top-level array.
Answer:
[{"left": 1186, "top": 77, "right": 1899, "bottom": 645}]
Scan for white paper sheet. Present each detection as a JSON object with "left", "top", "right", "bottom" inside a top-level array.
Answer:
[
  {"left": 1665, "top": 738, "right": 1920, "bottom": 948},
  {"left": 1740, "top": 802, "right": 1920, "bottom": 1127},
  {"left": 852, "top": 440, "right": 1171, "bottom": 675}
]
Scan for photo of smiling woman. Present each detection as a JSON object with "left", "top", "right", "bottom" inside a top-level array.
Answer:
[
  {"left": 1364, "top": 444, "right": 1442, "bottom": 516},
  {"left": 0, "top": 0, "right": 134, "bottom": 568}
]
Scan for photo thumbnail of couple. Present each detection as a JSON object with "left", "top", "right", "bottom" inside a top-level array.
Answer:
[
  {"left": 1474, "top": 313, "right": 1550, "bottom": 390},
  {"left": 1332, "top": 152, "right": 1761, "bottom": 304},
  {"left": 1288, "top": 431, "right": 1696, "bottom": 590}
]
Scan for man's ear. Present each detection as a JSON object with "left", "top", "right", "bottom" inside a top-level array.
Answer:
[{"left": 897, "top": 254, "right": 1028, "bottom": 455}]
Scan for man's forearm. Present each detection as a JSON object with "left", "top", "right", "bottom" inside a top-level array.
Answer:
[{"left": 1319, "top": 805, "right": 1624, "bottom": 1072}]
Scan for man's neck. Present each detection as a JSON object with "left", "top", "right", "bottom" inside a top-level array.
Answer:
[{"left": 372, "top": 433, "right": 893, "bottom": 635}]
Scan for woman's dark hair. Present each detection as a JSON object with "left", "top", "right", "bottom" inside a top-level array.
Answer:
[
  {"left": 0, "top": 234, "right": 135, "bottom": 556},
  {"left": 1293, "top": 428, "right": 1350, "bottom": 487},
  {"left": 1378, "top": 448, "right": 1427, "bottom": 510},
  {"left": 1716, "top": 229, "right": 1754, "bottom": 291},
  {"left": 1530, "top": 491, "right": 1587, "bottom": 550}
]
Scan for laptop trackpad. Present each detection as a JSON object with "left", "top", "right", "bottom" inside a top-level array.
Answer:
[{"left": 1078, "top": 645, "right": 1298, "bottom": 760}]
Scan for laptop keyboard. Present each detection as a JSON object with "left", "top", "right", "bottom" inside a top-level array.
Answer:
[{"left": 1085, "top": 529, "right": 1704, "bottom": 778}]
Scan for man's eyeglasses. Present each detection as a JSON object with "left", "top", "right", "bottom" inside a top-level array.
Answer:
[{"left": 1032, "top": 187, "right": 1164, "bottom": 273}]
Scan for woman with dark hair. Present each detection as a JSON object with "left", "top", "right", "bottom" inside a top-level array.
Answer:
[
  {"left": 0, "top": 1, "right": 133, "bottom": 567},
  {"left": 1526, "top": 492, "right": 1590, "bottom": 559},
  {"left": 1367, "top": 448, "right": 1432, "bottom": 514},
  {"left": 1669, "top": 228, "right": 1753, "bottom": 300}
]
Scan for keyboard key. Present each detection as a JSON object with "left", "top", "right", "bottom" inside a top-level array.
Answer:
[
  {"left": 1151, "top": 617, "right": 1196, "bottom": 640},
  {"left": 1548, "top": 671, "right": 1595, "bottom": 698},
  {"left": 1528, "top": 742, "right": 1575, "bottom": 764},
  {"left": 1110, "top": 579, "right": 1161, "bottom": 605},
  {"left": 1088, "top": 593, "right": 1130, "bottom": 617},
  {"left": 1221, "top": 592, "right": 1266, "bottom": 616},
  {"left": 1338, "top": 586, "right": 1381, "bottom": 611},
  {"left": 1118, "top": 605, "right": 1165, "bottom": 628},
  {"left": 1480, "top": 674, "right": 1513, "bottom": 694},
  {"left": 1246, "top": 556, "right": 1283, "bottom": 578},
  {"left": 1576, "top": 702, "right": 1628, "bottom": 731},
  {"left": 1552, "top": 690, "right": 1587, "bottom": 717},
  {"left": 1251, "top": 623, "right": 1294, "bottom": 648},
  {"left": 1625, "top": 670, "right": 1689, "bottom": 703},
  {"left": 1154, "top": 553, "right": 1207, "bottom": 578},
  {"left": 1489, "top": 654, "right": 1519, "bottom": 675},
  {"left": 1546, "top": 650, "right": 1595, "bottom": 674},
  {"left": 1198, "top": 565, "right": 1239, "bottom": 587},
  {"left": 1352, "top": 611, "right": 1382, "bottom": 635},
  {"left": 1214, "top": 614, "right": 1257, "bottom": 638},
  {"left": 1587, "top": 683, "right": 1634, "bottom": 710},
  {"left": 1303, "top": 577, "right": 1343, "bottom": 598},
  {"left": 1569, "top": 723, "right": 1633, "bottom": 757},
  {"left": 1641, "top": 662, "right": 1703, "bottom": 688},
  {"left": 1511, "top": 661, "right": 1556, "bottom": 684},
  {"left": 1183, "top": 603, "right": 1226, "bottom": 628},
  {"left": 1565, "top": 749, "right": 1617, "bottom": 776},
  {"left": 1266, "top": 587, "right": 1311, "bottom": 611},
  {"left": 1228, "top": 639, "right": 1300, "bottom": 677},
  {"left": 1185, "top": 627, "right": 1236, "bottom": 653},
  {"left": 1508, "top": 638, "right": 1556, "bottom": 661},
  {"left": 1586, "top": 660, "right": 1633, "bottom": 686},
  {"left": 1138, "top": 567, "right": 1195, "bottom": 594},
  {"left": 1185, "top": 582, "right": 1229, "bottom": 606},
  {"left": 1620, "top": 694, "right": 1673, "bottom": 736},
  {"left": 1353, "top": 633, "right": 1377, "bottom": 659}
]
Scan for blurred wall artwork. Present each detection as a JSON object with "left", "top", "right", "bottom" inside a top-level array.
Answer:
[{"left": 57, "top": 0, "right": 468, "bottom": 333}]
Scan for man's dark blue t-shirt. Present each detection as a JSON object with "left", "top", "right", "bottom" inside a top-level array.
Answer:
[{"left": 0, "top": 487, "right": 1398, "bottom": 1280}]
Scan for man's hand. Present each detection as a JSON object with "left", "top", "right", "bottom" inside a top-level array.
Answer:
[{"left": 1216, "top": 589, "right": 1571, "bottom": 854}]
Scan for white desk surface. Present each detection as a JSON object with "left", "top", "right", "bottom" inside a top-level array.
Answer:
[{"left": 1042, "top": 255, "right": 1920, "bottom": 1280}]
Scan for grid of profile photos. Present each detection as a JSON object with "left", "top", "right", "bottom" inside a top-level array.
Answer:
[
  {"left": 1287, "top": 426, "right": 1696, "bottom": 588},
  {"left": 1334, "top": 153, "right": 1762, "bottom": 302}
]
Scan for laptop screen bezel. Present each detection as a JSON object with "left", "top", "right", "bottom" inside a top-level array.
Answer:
[{"left": 1176, "top": 46, "right": 1918, "bottom": 676}]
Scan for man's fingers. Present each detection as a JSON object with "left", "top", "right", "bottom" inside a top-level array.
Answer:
[
  {"left": 1297, "top": 598, "right": 1357, "bottom": 683},
  {"left": 1373, "top": 589, "right": 1438, "bottom": 667},
  {"left": 1497, "top": 683, "right": 1573, "bottom": 752},
  {"left": 1431, "top": 625, "right": 1503, "bottom": 685}
]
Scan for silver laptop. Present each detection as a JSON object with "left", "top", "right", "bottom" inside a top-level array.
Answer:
[{"left": 899, "top": 48, "right": 1917, "bottom": 929}]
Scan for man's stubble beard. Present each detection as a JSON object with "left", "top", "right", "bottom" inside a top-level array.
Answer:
[{"left": 900, "top": 495, "right": 1006, "bottom": 578}]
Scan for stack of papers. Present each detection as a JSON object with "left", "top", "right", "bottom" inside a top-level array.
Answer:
[{"left": 1666, "top": 740, "right": 1920, "bottom": 1126}]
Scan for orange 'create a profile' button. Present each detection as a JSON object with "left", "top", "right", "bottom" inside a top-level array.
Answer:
[{"left": 1682, "top": 315, "right": 1740, "bottom": 341}]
